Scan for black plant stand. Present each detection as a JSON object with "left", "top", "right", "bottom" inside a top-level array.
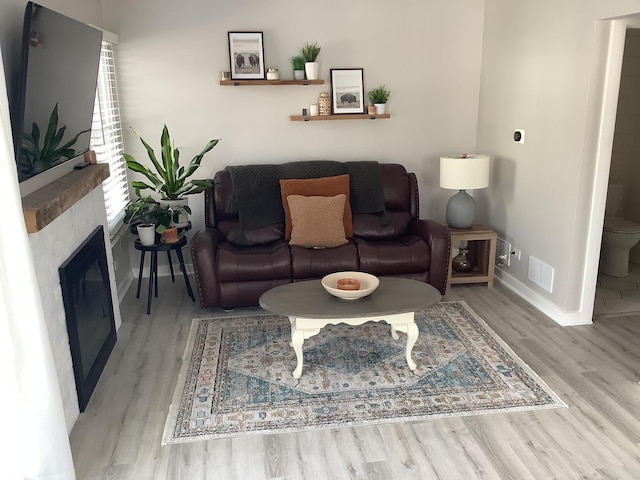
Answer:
[{"left": 134, "top": 236, "right": 195, "bottom": 314}]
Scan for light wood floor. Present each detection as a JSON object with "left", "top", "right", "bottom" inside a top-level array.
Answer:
[{"left": 70, "top": 277, "right": 640, "bottom": 479}]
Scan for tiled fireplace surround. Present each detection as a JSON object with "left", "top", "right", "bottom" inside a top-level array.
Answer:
[{"left": 26, "top": 174, "right": 122, "bottom": 432}]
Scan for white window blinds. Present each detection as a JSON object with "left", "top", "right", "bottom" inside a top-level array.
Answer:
[{"left": 91, "top": 38, "right": 129, "bottom": 235}]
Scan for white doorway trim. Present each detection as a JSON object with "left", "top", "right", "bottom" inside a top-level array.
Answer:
[{"left": 581, "top": 16, "right": 640, "bottom": 324}]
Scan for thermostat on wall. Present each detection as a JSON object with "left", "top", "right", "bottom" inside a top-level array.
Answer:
[{"left": 514, "top": 129, "right": 525, "bottom": 144}]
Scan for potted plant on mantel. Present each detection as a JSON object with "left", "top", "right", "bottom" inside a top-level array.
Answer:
[
  {"left": 301, "top": 42, "right": 321, "bottom": 80},
  {"left": 124, "top": 125, "right": 220, "bottom": 227},
  {"left": 367, "top": 85, "right": 391, "bottom": 115},
  {"left": 290, "top": 56, "right": 305, "bottom": 81}
]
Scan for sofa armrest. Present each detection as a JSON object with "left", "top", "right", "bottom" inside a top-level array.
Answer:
[
  {"left": 191, "top": 228, "right": 224, "bottom": 308},
  {"left": 409, "top": 219, "right": 451, "bottom": 295}
]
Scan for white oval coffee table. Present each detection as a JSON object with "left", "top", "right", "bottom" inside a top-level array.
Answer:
[{"left": 259, "top": 277, "right": 441, "bottom": 378}]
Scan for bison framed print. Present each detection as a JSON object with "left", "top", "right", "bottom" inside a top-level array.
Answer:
[
  {"left": 330, "top": 68, "right": 365, "bottom": 114},
  {"left": 228, "top": 31, "right": 265, "bottom": 80}
]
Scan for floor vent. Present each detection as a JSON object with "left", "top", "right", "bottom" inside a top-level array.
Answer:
[{"left": 528, "top": 256, "right": 554, "bottom": 293}]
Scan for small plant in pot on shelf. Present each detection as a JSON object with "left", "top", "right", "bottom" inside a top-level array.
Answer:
[
  {"left": 124, "top": 125, "right": 220, "bottom": 227},
  {"left": 290, "top": 56, "right": 305, "bottom": 81},
  {"left": 367, "top": 85, "right": 391, "bottom": 115},
  {"left": 301, "top": 42, "right": 321, "bottom": 80}
]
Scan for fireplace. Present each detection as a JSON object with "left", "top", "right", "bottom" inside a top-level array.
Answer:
[{"left": 59, "top": 226, "right": 117, "bottom": 411}]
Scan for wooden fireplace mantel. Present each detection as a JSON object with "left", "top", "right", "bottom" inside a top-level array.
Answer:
[{"left": 22, "top": 163, "right": 110, "bottom": 233}]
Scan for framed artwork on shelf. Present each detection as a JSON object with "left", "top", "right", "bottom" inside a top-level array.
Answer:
[
  {"left": 330, "top": 68, "right": 365, "bottom": 114},
  {"left": 228, "top": 31, "right": 265, "bottom": 80}
]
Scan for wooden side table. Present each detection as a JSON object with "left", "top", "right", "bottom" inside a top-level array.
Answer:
[{"left": 446, "top": 224, "right": 497, "bottom": 291}]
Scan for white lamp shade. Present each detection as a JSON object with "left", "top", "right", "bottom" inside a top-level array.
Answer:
[{"left": 440, "top": 154, "right": 490, "bottom": 190}]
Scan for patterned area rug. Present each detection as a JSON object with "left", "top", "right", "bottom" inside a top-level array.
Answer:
[{"left": 163, "top": 301, "right": 566, "bottom": 443}]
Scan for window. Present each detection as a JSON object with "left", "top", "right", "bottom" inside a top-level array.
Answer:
[{"left": 91, "top": 34, "right": 129, "bottom": 236}]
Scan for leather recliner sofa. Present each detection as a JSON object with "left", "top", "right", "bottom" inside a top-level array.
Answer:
[{"left": 191, "top": 163, "right": 451, "bottom": 309}]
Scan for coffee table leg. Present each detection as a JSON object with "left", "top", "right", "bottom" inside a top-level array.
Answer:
[
  {"left": 405, "top": 321, "right": 419, "bottom": 370},
  {"left": 390, "top": 326, "right": 399, "bottom": 340},
  {"left": 290, "top": 319, "right": 304, "bottom": 379}
]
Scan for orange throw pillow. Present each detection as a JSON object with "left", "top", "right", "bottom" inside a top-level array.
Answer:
[
  {"left": 287, "top": 194, "right": 348, "bottom": 248},
  {"left": 280, "top": 174, "right": 352, "bottom": 240}
]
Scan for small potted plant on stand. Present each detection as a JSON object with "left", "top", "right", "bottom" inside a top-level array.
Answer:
[
  {"left": 301, "top": 42, "right": 321, "bottom": 80},
  {"left": 124, "top": 125, "right": 220, "bottom": 228},
  {"left": 367, "top": 85, "right": 391, "bottom": 115},
  {"left": 123, "top": 196, "right": 168, "bottom": 246},
  {"left": 157, "top": 202, "right": 190, "bottom": 243},
  {"left": 123, "top": 197, "right": 190, "bottom": 245},
  {"left": 290, "top": 56, "right": 305, "bottom": 81}
]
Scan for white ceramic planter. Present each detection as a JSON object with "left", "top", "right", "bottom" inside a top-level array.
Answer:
[
  {"left": 375, "top": 103, "right": 387, "bottom": 115},
  {"left": 137, "top": 224, "right": 156, "bottom": 246},
  {"left": 304, "top": 62, "right": 319, "bottom": 80}
]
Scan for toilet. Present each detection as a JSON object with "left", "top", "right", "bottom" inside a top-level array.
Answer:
[{"left": 600, "top": 184, "right": 640, "bottom": 277}]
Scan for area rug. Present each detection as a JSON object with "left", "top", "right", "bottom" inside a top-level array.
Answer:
[{"left": 163, "top": 301, "right": 566, "bottom": 443}]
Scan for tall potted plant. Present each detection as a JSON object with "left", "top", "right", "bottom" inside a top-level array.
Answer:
[
  {"left": 301, "top": 42, "right": 321, "bottom": 80},
  {"left": 124, "top": 125, "right": 220, "bottom": 227}
]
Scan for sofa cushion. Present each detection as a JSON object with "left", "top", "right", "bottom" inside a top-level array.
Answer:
[
  {"left": 280, "top": 174, "right": 353, "bottom": 239},
  {"left": 216, "top": 240, "right": 291, "bottom": 282},
  {"left": 291, "top": 240, "right": 359, "bottom": 279},
  {"left": 354, "top": 235, "right": 430, "bottom": 275},
  {"left": 288, "top": 194, "right": 348, "bottom": 248},
  {"left": 218, "top": 279, "right": 291, "bottom": 309},
  {"left": 352, "top": 211, "right": 412, "bottom": 240},
  {"left": 217, "top": 218, "right": 284, "bottom": 246}
]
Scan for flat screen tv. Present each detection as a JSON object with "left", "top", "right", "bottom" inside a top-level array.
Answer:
[{"left": 11, "top": 2, "right": 102, "bottom": 185}]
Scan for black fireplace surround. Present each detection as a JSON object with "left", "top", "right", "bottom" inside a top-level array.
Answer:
[{"left": 59, "top": 226, "right": 116, "bottom": 411}]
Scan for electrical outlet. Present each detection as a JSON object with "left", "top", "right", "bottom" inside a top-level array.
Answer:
[
  {"left": 496, "top": 238, "right": 511, "bottom": 268},
  {"left": 512, "top": 247, "right": 521, "bottom": 261}
]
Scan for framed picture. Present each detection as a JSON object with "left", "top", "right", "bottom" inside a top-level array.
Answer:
[
  {"left": 330, "top": 68, "right": 365, "bottom": 114},
  {"left": 228, "top": 31, "right": 265, "bottom": 80}
]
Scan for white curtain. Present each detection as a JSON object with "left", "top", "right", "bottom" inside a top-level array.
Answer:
[{"left": 0, "top": 48, "right": 76, "bottom": 479}]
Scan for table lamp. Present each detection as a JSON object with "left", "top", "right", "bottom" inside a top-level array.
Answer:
[{"left": 440, "top": 154, "right": 490, "bottom": 229}]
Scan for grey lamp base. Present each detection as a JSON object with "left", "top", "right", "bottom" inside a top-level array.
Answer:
[{"left": 446, "top": 190, "right": 476, "bottom": 229}]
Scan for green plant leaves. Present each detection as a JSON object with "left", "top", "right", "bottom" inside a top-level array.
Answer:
[{"left": 125, "top": 125, "right": 218, "bottom": 200}]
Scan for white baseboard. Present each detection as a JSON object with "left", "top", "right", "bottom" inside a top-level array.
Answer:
[
  {"left": 117, "top": 273, "right": 134, "bottom": 305},
  {"left": 495, "top": 269, "right": 593, "bottom": 326}
]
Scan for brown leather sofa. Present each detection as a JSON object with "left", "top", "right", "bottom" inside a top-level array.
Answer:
[{"left": 191, "top": 163, "right": 451, "bottom": 309}]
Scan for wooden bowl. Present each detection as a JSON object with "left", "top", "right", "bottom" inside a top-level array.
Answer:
[
  {"left": 337, "top": 278, "right": 361, "bottom": 290},
  {"left": 321, "top": 272, "right": 379, "bottom": 300}
]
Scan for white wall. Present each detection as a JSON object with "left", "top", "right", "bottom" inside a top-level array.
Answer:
[
  {"left": 477, "top": 0, "right": 640, "bottom": 324},
  {"left": 101, "top": 0, "right": 485, "bottom": 239}
]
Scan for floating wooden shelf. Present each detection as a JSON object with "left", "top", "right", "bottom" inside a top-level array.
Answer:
[
  {"left": 290, "top": 114, "right": 391, "bottom": 122},
  {"left": 220, "top": 79, "right": 324, "bottom": 86}
]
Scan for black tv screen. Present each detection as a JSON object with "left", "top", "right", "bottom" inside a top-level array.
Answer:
[{"left": 11, "top": 2, "right": 102, "bottom": 183}]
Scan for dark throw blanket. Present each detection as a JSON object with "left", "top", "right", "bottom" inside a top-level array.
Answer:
[{"left": 226, "top": 160, "right": 389, "bottom": 232}]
